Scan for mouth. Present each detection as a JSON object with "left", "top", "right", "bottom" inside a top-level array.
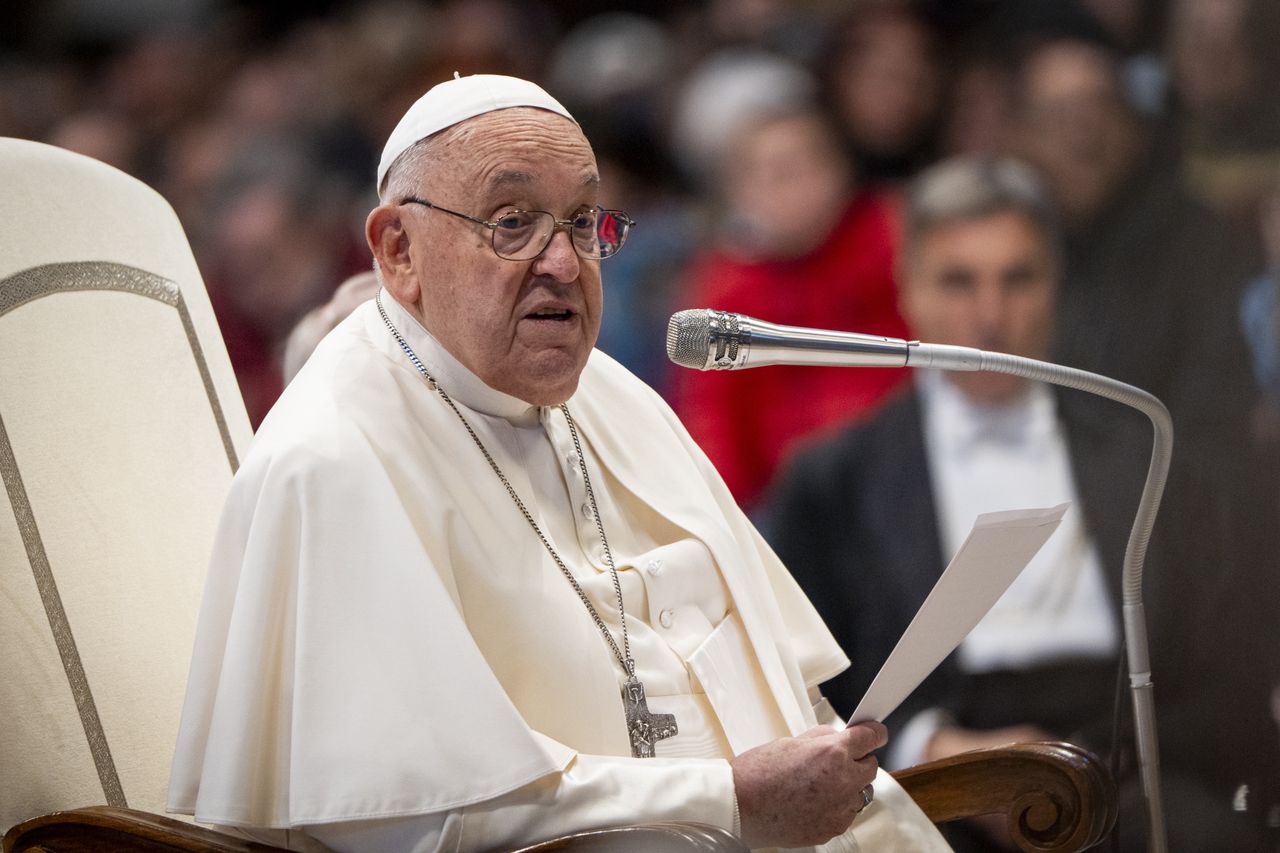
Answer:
[{"left": 524, "top": 306, "right": 577, "bottom": 323}]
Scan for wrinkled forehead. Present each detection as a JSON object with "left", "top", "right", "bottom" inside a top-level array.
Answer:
[{"left": 431, "top": 109, "right": 599, "bottom": 197}]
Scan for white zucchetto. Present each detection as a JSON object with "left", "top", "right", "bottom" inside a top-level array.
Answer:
[{"left": 377, "top": 73, "right": 577, "bottom": 192}]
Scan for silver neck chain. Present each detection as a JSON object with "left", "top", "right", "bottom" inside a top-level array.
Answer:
[{"left": 375, "top": 291, "right": 634, "bottom": 677}]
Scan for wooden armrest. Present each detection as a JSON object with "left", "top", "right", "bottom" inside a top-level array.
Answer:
[
  {"left": 4, "top": 808, "right": 746, "bottom": 853},
  {"left": 2, "top": 807, "right": 286, "bottom": 852},
  {"left": 8, "top": 744, "right": 1111, "bottom": 853},
  {"left": 892, "top": 740, "right": 1117, "bottom": 853}
]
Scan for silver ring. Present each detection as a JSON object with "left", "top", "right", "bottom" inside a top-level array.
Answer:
[{"left": 860, "top": 784, "right": 874, "bottom": 809}]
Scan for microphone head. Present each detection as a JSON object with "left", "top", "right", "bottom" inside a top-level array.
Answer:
[{"left": 666, "top": 309, "right": 714, "bottom": 369}]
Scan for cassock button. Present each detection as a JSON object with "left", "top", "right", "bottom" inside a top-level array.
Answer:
[
  {"left": 659, "top": 608, "right": 675, "bottom": 628},
  {"left": 646, "top": 559, "right": 664, "bottom": 576},
  {"left": 581, "top": 501, "right": 593, "bottom": 520},
  {"left": 566, "top": 454, "right": 579, "bottom": 470}
]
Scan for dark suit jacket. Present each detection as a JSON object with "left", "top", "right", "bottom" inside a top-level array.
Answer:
[{"left": 767, "top": 386, "right": 1277, "bottom": 794}]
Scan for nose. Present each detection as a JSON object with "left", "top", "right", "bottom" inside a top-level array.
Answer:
[
  {"left": 974, "top": 282, "right": 1008, "bottom": 340},
  {"left": 530, "top": 227, "right": 581, "bottom": 282}
]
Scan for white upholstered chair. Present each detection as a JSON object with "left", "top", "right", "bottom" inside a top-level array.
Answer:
[{"left": 0, "top": 136, "right": 253, "bottom": 831}]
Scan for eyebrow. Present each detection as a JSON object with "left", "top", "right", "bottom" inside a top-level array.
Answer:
[
  {"left": 486, "top": 170, "right": 601, "bottom": 190},
  {"left": 489, "top": 170, "right": 534, "bottom": 189}
]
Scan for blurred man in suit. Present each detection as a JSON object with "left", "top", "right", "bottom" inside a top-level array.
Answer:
[{"left": 769, "top": 157, "right": 1276, "bottom": 851}]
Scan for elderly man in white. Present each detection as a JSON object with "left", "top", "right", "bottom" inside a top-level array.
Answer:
[{"left": 167, "top": 74, "right": 950, "bottom": 853}]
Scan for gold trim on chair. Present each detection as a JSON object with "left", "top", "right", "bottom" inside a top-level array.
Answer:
[
  {"left": 0, "top": 260, "right": 242, "bottom": 810},
  {"left": 0, "top": 410, "right": 127, "bottom": 809},
  {"left": 0, "top": 261, "right": 239, "bottom": 472}
]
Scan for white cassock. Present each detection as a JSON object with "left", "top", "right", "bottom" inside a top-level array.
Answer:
[{"left": 167, "top": 291, "right": 951, "bottom": 853}]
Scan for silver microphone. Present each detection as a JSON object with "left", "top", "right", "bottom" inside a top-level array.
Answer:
[{"left": 666, "top": 309, "right": 912, "bottom": 371}]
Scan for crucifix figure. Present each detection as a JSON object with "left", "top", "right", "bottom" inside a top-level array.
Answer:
[{"left": 621, "top": 676, "right": 678, "bottom": 758}]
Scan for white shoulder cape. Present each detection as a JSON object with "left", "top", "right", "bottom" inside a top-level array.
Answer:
[{"left": 168, "top": 301, "right": 848, "bottom": 827}]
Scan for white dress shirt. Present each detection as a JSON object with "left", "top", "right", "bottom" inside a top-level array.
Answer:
[{"left": 889, "top": 371, "right": 1117, "bottom": 770}]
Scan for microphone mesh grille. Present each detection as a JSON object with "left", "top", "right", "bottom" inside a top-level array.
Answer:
[{"left": 666, "top": 309, "right": 712, "bottom": 368}]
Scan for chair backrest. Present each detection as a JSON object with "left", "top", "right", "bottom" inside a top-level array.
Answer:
[{"left": 0, "top": 138, "right": 253, "bottom": 832}]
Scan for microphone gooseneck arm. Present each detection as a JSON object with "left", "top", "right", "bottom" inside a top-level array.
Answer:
[
  {"left": 667, "top": 310, "right": 1170, "bottom": 852},
  {"left": 910, "top": 342, "right": 1170, "bottom": 853}
]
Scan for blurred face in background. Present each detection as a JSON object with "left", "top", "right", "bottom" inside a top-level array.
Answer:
[
  {"left": 721, "top": 111, "right": 851, "bottom": 259},
  {"left": 941, "top": 60, "right": 1014, "bottom": 159},
  {"left": 901, "top": 210, "right": 1059, "bottom": 404},
  {"left": 48, "top": 111, "right": 141, "bottom": 175},
  {"left": 829, "top": 7, "right": 940, "bottom": 158},
  {"left": 1015, "top": 41, "right": 1142, "bottom": 229},
  {"left": 213, "top": 180, "right": 345, "bottom": 339},
  {"left": 1168, "top": 0, "right": 1252, "bottom": 120}
]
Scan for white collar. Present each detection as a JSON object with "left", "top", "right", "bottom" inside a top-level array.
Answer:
[
  {"left": 917, "top": 369, "right": 1057, "bottom": 456},
  {"left": 378, "top": 288, "right": 542, "bottom": 427}
]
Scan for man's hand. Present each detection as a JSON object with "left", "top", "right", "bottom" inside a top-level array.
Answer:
[{"left": 731, "top": 722, "right": 887, "bottom": 849}]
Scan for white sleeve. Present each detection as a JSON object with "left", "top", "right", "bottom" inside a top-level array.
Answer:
[
  {"left": 810, "top": 688, "right": 844, "bottom": 729},
  {"left": 299, "top": 752, "right": 738, "bottom": 853}
]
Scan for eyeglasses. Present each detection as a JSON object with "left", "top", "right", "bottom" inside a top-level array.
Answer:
[{"left": 399, "top": 197, "right": 635, "bottom": 261}]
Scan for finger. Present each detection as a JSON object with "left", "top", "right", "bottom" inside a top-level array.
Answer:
[
  {"left": 798, "top": 724, "right": 840, "bottom": 740},
  {"left": 859, "top": 720, "right": 889, "bottom": 747},
  {"left": 843, "top": 720, "right": 889, "bottom": 755}
]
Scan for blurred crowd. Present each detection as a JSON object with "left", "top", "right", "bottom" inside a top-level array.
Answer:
[
  {"left": 2, "top": 0, "right": 1276, "bottom": 435},
  {"left": 4, "top": 0, "right": 1280, "bottom": 842},
  {"left": 5, "top": 0, "right": 1279, "bottom": 480}
]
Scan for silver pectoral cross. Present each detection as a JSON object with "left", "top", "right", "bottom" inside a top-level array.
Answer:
[{"left": 622, "top": 676, "right": 678, "bottom": 758}]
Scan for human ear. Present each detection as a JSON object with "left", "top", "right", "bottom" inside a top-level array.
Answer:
[{"left": 366, "top": 204, "right": 419, "bottom": 304}]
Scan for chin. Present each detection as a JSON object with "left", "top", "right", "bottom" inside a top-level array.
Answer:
[
  {"left": 486, "top": 334, "right": 596, "bottom": 405},
  {"left": 505, "top": 355, "right": 590, "bottom": 407},
  {"left": 957, "top": 374, "right": 1027, "bottom": 406}
]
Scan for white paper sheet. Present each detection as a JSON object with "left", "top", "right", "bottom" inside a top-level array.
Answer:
[{"left": 848, "top": 503, "right": 1070, "bottom": 725}]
